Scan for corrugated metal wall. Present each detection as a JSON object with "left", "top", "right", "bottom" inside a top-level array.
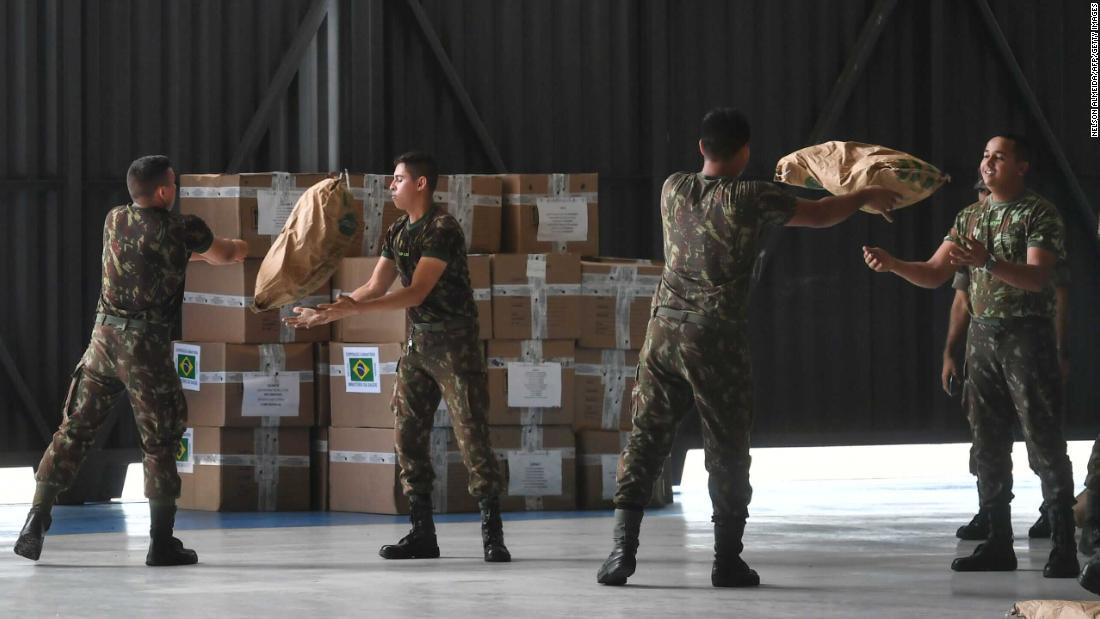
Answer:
[{"left": 2, "top": 0, "right": 1097, "bottom": 459}]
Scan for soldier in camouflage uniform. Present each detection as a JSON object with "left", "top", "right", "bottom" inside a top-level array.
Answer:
[
  {"left": 14, "top": 155, "right": 248, "bottom": 565},
  {"left": 944, "top": 179, "right": 1071, "bottom": 542},
  {"left": 286, "top": 151, "right": 509, "bottom": 563},
  {"left": 864, "top": 134, "right": 1078, "bottom": 578},
  {"left": 597, "top": 108, "right": 899, "bottom": 587}
]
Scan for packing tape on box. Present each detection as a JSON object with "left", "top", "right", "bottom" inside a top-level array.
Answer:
[
  {"left": 197, "top": 370, "right": 314, "bottom": 383},
  {"left": 313, "top": 439, "right": 329, "bottom": 453},
  {"left": 329, "top": 362, "right": 398, "bottom": 377},
  {"left": 329, "top": 450, "right": 396, "bottom": 464},
  {"left": 180, "top": 186, "right": 261, "bottom": 199},
  {"left": 183, "top": 292, "right": 256, "bottom": 308},
  {"left": 430, "top": 428, "right": 450, "bottom": 513},
  {"left": 575, "top": 352, "right": 636, "bottom": 429},
  {"left": 473, "top": 288, "right": 491, "bottom": 302},
  {"left": 491, "top": 256, "right": 581, "bottom": 339},
  {"left": 433, "top": 401, "right": 451, "bottom": 427},
  {"left": 316, "top": 363, "right": 330, "bottom": 376},
  {"left": 522, "top": 425, "right": 543, "bottom": 511},
  {"left": 619, "top": 431, "right": 630, "bottom": 450},
  {"left": 580, "top": 268, "right": 660, "bottom": 349},
  {"left": 279, "top": 295, "right": 332, "bottom": 342},
  {"left": 361, "top": 174, "right": 388, "bottom": 255},
  {"left": 254, "top": 425, "right": 280, "bottom": 511},
  {"left": 504, "top": 174, "right": 598, "bottom": 253},
  {"left": 256, "top": 172, "right": 298, "bottom": 236},
  {"left": 194, "top": 453, "right": 311, "bottom": 467}
]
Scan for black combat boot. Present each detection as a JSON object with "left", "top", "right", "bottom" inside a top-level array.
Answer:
[
  {"left": 596, "top": 508, "right": 643, "bottom": 585},
  {"left": 146, "top": 500, "right": 198, "bottom": 566},
  {"left": 1028, "top": 506, "right": 1051, "bottom": 539},
  {"left": 951, "top": 503, "right": 1016, "bottom": 572},
  {"left": 1079, "top": 492, "right": 1100, "bottom": 556},
  {"left": 479, "top": 496, "right": 511, "bottom": 563},
  {"left": 1079, "top": 556, "right": 1100, "bottom": 595},
  {"left": 379, "top": 494, "right": 440, "bottom": 560},
  {"left": 712, "top": 514, "right": 759, "bottom": 588},
  {"left": 955, "top": 509, "right": 990, "bottom": 541},
  {"left": 13, "top": 508, "right": 52, "bottom": 561},
  {"left": 1043, "top": 503, "right": 1079, "bottom": 578}
]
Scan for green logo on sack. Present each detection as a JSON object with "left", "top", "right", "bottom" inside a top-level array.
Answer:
[
  {"left": 177, "top": 354, "right": 196, "bottom": 380},
  {"left": 349, "top": 357, "right": 374, "bottom": 382}
]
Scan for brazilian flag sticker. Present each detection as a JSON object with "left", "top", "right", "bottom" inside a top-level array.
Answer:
[
  {"left": 343, "top": 346, "right": 381, "bottom": 394},
  {"left": 176, "top": 428, "right": 194, "bottom": 474},
  {"left": 174, "top": 343, "right": 202, "bottom": 392}
]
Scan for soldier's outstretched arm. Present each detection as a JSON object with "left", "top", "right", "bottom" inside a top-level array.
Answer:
[
  {"left": 787, "top": 187, "right": 900, "bottom": 228},
  {"left": 192, "top": 238, "right": 248, "bottom": 265},
  {"left": 862, "top": 240, "right": 955, "bottom": 289},
  {"left": 345, "top": 257, "right": 399, "bottom": 302}
]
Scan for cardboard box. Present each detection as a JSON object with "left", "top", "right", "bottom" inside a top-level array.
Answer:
[
  {"left": 173, "top": 342, "right": 315, "bottom": 427},
  {"left": 500, "top": 173, "right": 599, "bottom": 256},
  {"left": 311, "top": 426, "right": 329, "bottom": 510},
  {"left": 327, "top": 427, "right": 479, "bottom": 514},
  {"left": 487, "top": 340, "right": 574, "bottom": 427},
  {"left": 576, "top": 430, "right": 672, "bottom": 510},
  {"left": 183, "top": 259, "right": 331, "bottom": 344},
  {"left": 331, "top": 257, "right": 408, "bottom": 343},
  {"left": 468, "top": 254, "right": 493, "bottom": 340},
  {"left": 354, "top": 174, "right": 502, "bottom": 255},
  {"left": 177, "top": 426, "right": 311, "bottom": 511},
  {"left": 494, "top": 425, "right": 576, "bottom": 512},
  {"left": 314, "top": 343, "right": 331, "bottom": 427},
  {"left": 573, "top": 348, "right": 638, "bottom": 432},
  {"left": 180, "top": 173, "right": 349, "bottom": 259},
  {"left": 329, "top": 342, "right": 403, "bottom": 428},
  {"left": 579, "top": 259, "right": 662, "bottom": 350},
  {"left": 491, "top": 254, "right": 581, "bottom": 340}
]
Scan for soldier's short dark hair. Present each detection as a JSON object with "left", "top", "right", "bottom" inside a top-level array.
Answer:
[
  {"left": 393, "top": 151, "right": 439, "bottom": 192},
  {"left": 700, "top": 108, "right": 751, "bottom": 161},
  {"left": 126, "top": 155, "right": 174, "bottom": 202},
  {"left": 994, "top": 133, "right": 1032, "bottom": 163}
]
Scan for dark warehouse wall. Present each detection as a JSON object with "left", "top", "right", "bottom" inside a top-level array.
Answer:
[{"left": 1, "top": 0, "right": 1097, "bottom": 461}]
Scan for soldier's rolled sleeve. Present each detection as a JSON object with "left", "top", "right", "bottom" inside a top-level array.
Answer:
[{"left": 183, "top": 215, "right": 214, "bottom": 254}]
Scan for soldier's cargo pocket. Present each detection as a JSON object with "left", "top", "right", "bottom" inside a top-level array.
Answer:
[{"left": 61, "top": 363, "right": 85, "bottom": 422}]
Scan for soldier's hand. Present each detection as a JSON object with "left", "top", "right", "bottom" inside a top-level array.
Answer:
[
  {"left": 315, "top": 295, "right": 362, "bottom": 321},
  {"left": 283, "top": 306, "right": 325, "bottom": 329},
  {"left": 862, "top": 246, "right": 896, "bottom": 272},
  {"left": 941, "top": 356, "right": 959, "bottom": 395},
  {"left": 231, "top": 239, "right": 249, "bottom": 262},
  {"left": 948, "top": 236, "right": 989, "bottom": 268},
  {"left": 860, "top": 187, "right": 901, "bottom": 223}
]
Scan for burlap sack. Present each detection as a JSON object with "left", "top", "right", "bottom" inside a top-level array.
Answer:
[
  {"left": 252, "top": 175, "right": 360, "bottom": 312},
  {"left": 1009, "top": 600, "right": 1100, "bottom": 618},
  {"left": 774, "top": 141, "right": 949, "bottom": 214}
]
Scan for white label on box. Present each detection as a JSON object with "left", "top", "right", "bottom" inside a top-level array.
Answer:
[
  {"left": 343, "top": 346, "right": 382, "bottom": 393},
  {"left": 525, "top": 255, "right": 547, "bottom": 279},
  {"left": 256, "top": 184, "right": 303, "bottom": 235},
  {"left": 506, "top": 362, "right": 562, "bottom": 408},
  {"left": 535, "top": 197, "right": 588, "bottom": 242},
  {"left": 507, "top": 450, "right": 563, "bottom": 496},
  {"left": 241, "top": 373, "right": 301, "bottom": 417},
  {"left": 176, "top": 427, "right": 194, "bottom": 474},
  {"left": 601, "top": 454, "right": 619, "bottom": 501},
  {"left": 174, "top": 343, "right": 201, "bottom": 391}
]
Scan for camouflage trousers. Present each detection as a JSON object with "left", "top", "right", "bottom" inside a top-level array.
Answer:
[
  {"left": 36, "top": 324, "right": 187, "bottom": 500},
  {"left": 393, "top": 325, "right": 501, "bottom": 498},
  {"left": 965, "top": 318, "right": 1073, "bottom": 510},
  {"left": 615, "top": 314, "right": 754, "bottom": 517}
]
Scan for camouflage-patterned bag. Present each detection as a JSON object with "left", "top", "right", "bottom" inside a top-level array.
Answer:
[
  {"left": 774, "top": 141, "right": 949, "bottom": 214},
  {"left": 252, "top": 174, "right": 360, "bottom": 311}
]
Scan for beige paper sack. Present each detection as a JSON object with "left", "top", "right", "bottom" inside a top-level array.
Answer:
[
  {"left": 252, "top": 175, "right": 361, "bottom": 312},
  {"left": 774, "top": 141, "right": 949, "bottom": 214},
  {"left": 1009, "top": 600, "right": 1100, "bottom": 618}
]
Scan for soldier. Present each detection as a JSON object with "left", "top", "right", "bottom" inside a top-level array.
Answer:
[
  {"left": 944, "top": 179, "right": 1070, "bottom": 543},
  {"left": 596, "top": 108, "right": 899, "bottom": 587},
  {"left": 14, "top": 155, "right": 248, "bottom": 565},
  {"left": 285, "top": 151, "right": 509, "bottom": 563},
  {"left": 863, "top": 134, "right": 1078, "bottom": 577}
]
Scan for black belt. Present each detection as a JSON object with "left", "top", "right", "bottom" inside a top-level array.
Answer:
[
  {"left": 410, "top": 318, "right": 476, "bottom": 333},
  {"left": 653, "top": 307, "right": 741, "bottom": 331},
  {"left": 94, "top": 312, "right": 171, "bottom": 336}
]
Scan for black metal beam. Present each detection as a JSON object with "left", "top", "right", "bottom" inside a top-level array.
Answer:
[
  {"left": 0, "top": 337, "right": 53, "bottom": 444},
  {"left": 647, "top": 0, "right": 670, "bottom": 259},
  {"left": 62, "top": 0, "right": 84, "bottom": 404},
  {"left": 226, "top": 0, "right": 330, "bottom": 173},
  {"left": 402, "top": 0, "right": 507, "bottom": 173},
  {"left": 973, "top": 0, "right": 1099, "bottom": 239}
]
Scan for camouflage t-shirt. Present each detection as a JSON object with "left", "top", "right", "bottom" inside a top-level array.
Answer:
[
  {"left": 652, "top": 173, "right": 797, "bottom": 320},
  {"left": 380, "top": 205, "right": 477, "bottom": 325},
  {"left": 96, "top": 204, "right": 214, "bottom": 327},
  {"left": 944, "top": 190, "right": 1065, "bottom": 320}
]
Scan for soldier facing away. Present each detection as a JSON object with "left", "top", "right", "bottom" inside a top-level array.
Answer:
[
  {"left": 285, "top": 151, "right": 510, "bottom": 563},
  {"left": 863, "top": 134, "right": 1078, "bottom": 578},
  {"left": 596, "top": 108, "right": 899, "bottom": 587},
  {"left": 14, "top": 155, "right": 248, "bottom": 565}
]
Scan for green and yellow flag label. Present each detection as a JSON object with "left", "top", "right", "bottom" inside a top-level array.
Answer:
[
  {"left": 173, "top": 343, "right": 201, "bottom": 391},
  {"left": 343, "top": 346, "right": 381, "bottom": 394}
]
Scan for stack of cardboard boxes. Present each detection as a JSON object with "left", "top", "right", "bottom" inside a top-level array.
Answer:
[{"left": 174, "top": 170, "right": 672, "bottom": 514}]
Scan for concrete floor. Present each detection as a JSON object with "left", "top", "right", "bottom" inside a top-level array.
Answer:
[{"left": 1, "top": 450, "right": 1097, "bottom": 618}]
